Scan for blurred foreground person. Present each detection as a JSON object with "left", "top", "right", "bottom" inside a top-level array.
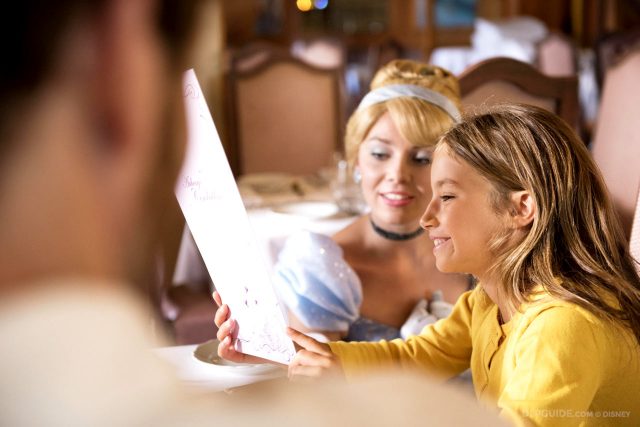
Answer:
[
  {"left": 0, "top": 1, "right": 207, "bottom": 424},
  {"left": 0, "top": 1, "right": 503, "bottom": 425}
]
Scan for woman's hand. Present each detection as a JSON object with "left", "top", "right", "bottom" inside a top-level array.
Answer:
[
  {"left": 212, "top": 290, "right": 269, "bottom": 364},
  {"left": 287, "top": 327, "right": 344, "bottom": 380}
]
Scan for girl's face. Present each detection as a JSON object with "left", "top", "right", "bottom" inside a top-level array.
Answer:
[
  {"left": 357, "top": 112, "right": 433, "bottom": 231},
  {"left": 420, "top": 148, "right": 508, "bottom": 279}
]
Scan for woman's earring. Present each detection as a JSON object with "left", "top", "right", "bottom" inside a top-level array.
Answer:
[{"left": 353, "top": 168, "right": 362, "bottom": 184}]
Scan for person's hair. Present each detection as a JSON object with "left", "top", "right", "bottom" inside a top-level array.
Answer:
[
  {"left": 0, "top": 0, "right": 199, "bottom": 151},
  {"left": 344, "top": 60, "right": 461, "bottom": 168},
  {"left": 438, "top": 103, "right": 640, "bottom": 345},
  {"left": 0, "top": 0, "right": 201, "bottom": 289}
]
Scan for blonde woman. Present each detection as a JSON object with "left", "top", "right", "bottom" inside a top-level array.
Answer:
[{"left": 215, "top": 60, "right": 470, "bottom": 343}]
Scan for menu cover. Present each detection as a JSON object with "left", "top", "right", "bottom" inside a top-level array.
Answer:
[{"left": 175, "top": 69, "right": 295, "bottom": 365}]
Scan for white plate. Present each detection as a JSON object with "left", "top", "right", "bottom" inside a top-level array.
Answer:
[
  {"left": 238, "top": 173, "right": 294, "bottom": 194},
  {"left": 271, "top": 201, "right": 340, "bottom": 220},
  {"left": 193, "top": 339, "right": 281, "bottom": 375}
]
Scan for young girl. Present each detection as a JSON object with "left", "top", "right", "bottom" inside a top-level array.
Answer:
[{"left": 216, "top": 104, "right": 640, "bottom": 426}]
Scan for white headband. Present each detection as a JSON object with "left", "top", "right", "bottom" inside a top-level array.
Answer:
[{"left": 356, "top": 84, "right": 461, "bottom": 122}]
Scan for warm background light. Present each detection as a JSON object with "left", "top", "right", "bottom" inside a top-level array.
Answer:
[
  {"left": 314, "top": 0, "right": 329, "bottom": 10},
  {"left": 296, "top": 0, "right": 313, "bottom": 12}
]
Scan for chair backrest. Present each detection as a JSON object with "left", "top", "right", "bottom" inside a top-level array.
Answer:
[
  {"left": 590, "top": 48, "right": 640, "bottom": 237},
  {"left": 537, "top": 31, "right": 577, "bottom": 77},
  {"left": 226, "top": 50, "right": 344, "bottom": 176},
  {"left": 229, "top": 40, "right": 289, "bottom": 73},
  {"left": 459, "top": 57, "right": 580, "bottom": 134},
  {"left": 291, "top": 37, "right": 346, "bottom": 69},
  {"left": 630, "top": 187, "right": 640, "bottom": 274}
]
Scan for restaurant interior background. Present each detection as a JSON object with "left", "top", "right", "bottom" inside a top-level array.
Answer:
[
  {"left": 190, "top": 0, "right": 639, "bottom": 171},
  {"left": 157, "top": 0, "right": 640, "bottom": 345}
]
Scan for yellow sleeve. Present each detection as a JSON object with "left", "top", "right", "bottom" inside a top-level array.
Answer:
[
  {"left": 497, "top": 306, "right": 605, "bottom": 427},
  {"left": 328, "top": 289, "right": 476, "bottom": 381}
]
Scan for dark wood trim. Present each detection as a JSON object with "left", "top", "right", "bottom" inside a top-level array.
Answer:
[{"left": 459, "top": 57, "right": 580, "bottom": 134}]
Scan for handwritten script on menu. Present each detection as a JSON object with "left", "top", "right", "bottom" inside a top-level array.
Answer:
[{"left": 175, "top": 70, "right": 295, "bottom": 364}]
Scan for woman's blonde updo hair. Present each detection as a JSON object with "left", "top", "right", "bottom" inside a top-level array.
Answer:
[{"left": 344, "top": 59, "right": 461, "bottom": 167}]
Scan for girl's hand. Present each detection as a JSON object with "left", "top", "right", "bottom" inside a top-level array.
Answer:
[
  {"left": 212, "top": 290, "right": 269, "bottom": 365},
  {"left": 287, "top": 327, "right": 344, "bottom": 380}
]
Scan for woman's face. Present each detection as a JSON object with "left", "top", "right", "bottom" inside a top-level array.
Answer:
[{"left": 357, "top": 112, "right": 433, "bottom": 231}]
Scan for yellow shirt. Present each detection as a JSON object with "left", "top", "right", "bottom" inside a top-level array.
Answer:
[{"left": 329, "top": 287, "right": 640, "bottom": 426}]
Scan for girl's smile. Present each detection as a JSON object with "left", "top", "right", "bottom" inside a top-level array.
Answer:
[
  {"left": 421, "top": 148, "right": 508, "bottom": 279},
  {"left": 431, "top": 237, "right": 450, "bottom": 250}
]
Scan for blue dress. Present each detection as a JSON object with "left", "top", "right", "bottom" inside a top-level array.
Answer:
[{"left": 273, "top": 231, "right": 452, "bottom": 342}]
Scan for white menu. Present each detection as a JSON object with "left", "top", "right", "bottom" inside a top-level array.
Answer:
[{"left": 175, "top": 70, "right": 295, "bottom": 364}]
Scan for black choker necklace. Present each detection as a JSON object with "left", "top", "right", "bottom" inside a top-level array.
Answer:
[{"left": 370, "top": 219, "right": 425, "bottom": 241}]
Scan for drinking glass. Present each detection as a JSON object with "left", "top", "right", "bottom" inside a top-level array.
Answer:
[{"left": 331, "top": 158, "right": 368, "bottom": 215}]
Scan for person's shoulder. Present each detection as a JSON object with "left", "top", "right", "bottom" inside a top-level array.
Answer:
[
  {"left": 332, "top": 215, "right": 367, "bottom": 247},
  {"left": 523, "top": 295, "right": 603, "bottom": 327},
  {"left": 518, "top": 295, "right": 631, "bottom": 349},
  {"left": 0, "top": 278, "right": 167, "bottom": 346},
  {"left": 0, "top": 280, "right": 181, "bottom": 417},
  {"left": 516, "top": 296, "right": 640, "bottom": 369}
]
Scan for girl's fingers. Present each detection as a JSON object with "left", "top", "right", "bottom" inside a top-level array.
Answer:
[
  {"left": 217, "top": 335, "right": 281, "bottom": 365},
  {"left": 288, "top": 350, "right": 343, "bottom": 380},
  {"left": 286, "top": 346, "right": 343, "bottom": 381},
  {"left": 292, "top": 349, "right": 334, "bottom": 368},
  {"left": 212, "top": 290, "right": 222, "bottom": 307},
  {"left": 213, "top": 304, "right": 229, "bottom": 328},
  {"left": 216, "top": 318, "right": 235, "bottom": 342},
  {"left": 215, "top": 319, "right": 282, "bottom": 366},
  {"left": 217, "top": 335, "right": 245, "bottom": 363},
  {"left": 288, "top": 364, "right": 325, "bottom": 380},
  {"left": 287, "top": 327, "right": 332, "bottom": 356}
]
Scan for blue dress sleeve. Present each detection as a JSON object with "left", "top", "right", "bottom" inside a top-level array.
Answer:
[{"left": 273, "top": 231, "right": 362, "bottom": 332}]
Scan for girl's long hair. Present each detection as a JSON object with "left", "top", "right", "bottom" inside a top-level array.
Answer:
[{"left": 439, "top": 104, "right": 640, "bottom": 345}]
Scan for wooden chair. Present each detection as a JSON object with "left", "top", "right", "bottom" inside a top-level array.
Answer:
[
  {"left": 630, "top": 187, "right": 640, "bottom": 275},
  {"left": 459, "top": 57, "right": 580, "bottom": 134},
  {"left": 160, "top": 225, "right": 217, "bottom": 345},
  {"left": 146, "top": 206, "right": 217, "bottom": 345},
  {"left": 291, "top": 37, "right": 346, "bottom": 69},
  {"left": 160, "top": 283, "right": 217, "bottom": 345},
  {"left": 226, "top": 47, "right": 344, "bottom": 176},
  {"left": 228, "top": 40, "right": 289, "bottom": 73},
  {"left": 590, "top": 47, "right": 640, "bottom": 238}
]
